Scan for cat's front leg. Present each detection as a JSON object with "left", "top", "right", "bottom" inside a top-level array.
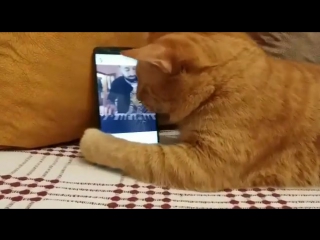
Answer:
[
  {"left": 80, "top": 128, "right": 159, "bottom": 170},
  {"left": 80, "top": 128, "right": 226, "bottom": 191},
  {"left": 80, "top": 128, "right": 125, "bottom": 169}
]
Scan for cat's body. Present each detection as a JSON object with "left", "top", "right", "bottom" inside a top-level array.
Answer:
[{"left": 80, "top": 32, "right": 320, "bottom": 191}]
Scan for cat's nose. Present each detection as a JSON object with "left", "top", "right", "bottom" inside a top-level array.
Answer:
[
  {"left": 137, "top": 92, "right": 142, "bottom": 101},
  {"left": 137, "top": 87, "right": 146, "bottom": 101}
]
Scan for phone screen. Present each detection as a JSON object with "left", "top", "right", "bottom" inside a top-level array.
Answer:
[{"left": 94, "top": 51, "right": 159, "bottom": 144}]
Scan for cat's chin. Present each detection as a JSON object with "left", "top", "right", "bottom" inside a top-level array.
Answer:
[
  {"left": 156, "top": 113, "right": 171, "bottom": 124},
  {"left": 142, "top": 102, "right": 166, "bottom": 114}
]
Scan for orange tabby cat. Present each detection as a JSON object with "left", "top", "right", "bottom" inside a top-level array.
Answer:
[{"left": 80, "top": 32, "right": 320, "bottom": 192}]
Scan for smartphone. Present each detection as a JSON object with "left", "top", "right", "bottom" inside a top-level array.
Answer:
[{"left": 93, "top": 47, "right": 159, "bottom": 144}]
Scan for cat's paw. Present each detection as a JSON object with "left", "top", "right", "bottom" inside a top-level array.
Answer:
[
  {"left": 80, "top": 127, "right": 136, "bottom": 170},
  {"left": 80, "top": 128, "right": 106, "bottom": 164}
]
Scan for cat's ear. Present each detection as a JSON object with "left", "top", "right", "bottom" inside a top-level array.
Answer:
[{"left": 121, "top": 44, "right": 172, "bottom": 74}]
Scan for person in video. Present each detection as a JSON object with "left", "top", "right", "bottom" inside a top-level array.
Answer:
[
  {"left": 97, "top": 76, "right": 103, "bottom": 106},
  {"left": 104, "top": 65, "right": 138, "bottom": 115}
]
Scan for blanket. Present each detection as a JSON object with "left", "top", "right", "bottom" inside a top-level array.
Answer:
[{"left": 0, "top": 130, "right": 319, "bottom": 209}]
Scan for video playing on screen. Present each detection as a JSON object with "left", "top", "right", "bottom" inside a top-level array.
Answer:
[{"left": 95, "top": 53, "right": 158, "bottom": 144}]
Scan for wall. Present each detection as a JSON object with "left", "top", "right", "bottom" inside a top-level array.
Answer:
[{"left": 96, "top": 65, "right": 121, "bottom": 78}]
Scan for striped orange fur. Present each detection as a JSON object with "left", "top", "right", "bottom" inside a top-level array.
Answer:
[{"left": 80, "top": 32, "right": 320, "bottom": 192}]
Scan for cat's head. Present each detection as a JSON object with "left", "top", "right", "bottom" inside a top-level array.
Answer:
[{"left": 122, "top": 32, "right": 263, "bottom": 123}]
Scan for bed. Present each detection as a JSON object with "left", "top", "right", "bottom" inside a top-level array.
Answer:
[{"left": 0, "top": 130, "right": 319, "bottom": 209}]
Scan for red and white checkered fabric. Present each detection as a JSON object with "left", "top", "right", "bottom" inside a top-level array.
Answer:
[{"left": 0, "top": 130, "right": 319, "bottom": 209}]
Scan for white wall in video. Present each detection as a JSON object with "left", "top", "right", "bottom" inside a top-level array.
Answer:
[{"left": 95, "top": 54, "right": 137, "bottom": 66}]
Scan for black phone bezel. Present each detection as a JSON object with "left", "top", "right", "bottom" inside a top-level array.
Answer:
[{"left": 92, "top": 47, "right": 160, "bottom": 143}]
